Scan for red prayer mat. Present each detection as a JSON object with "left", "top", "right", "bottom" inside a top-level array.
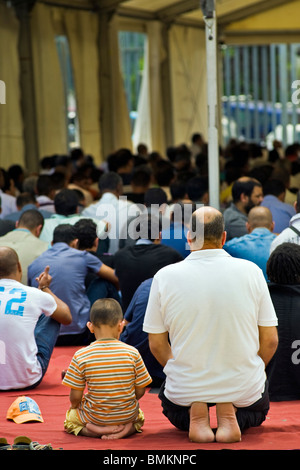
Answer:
[{"left": 0, "top": 346, "right": 299, "bottom": 452}]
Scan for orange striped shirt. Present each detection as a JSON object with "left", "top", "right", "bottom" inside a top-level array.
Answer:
[{"left": 62, "top": 339, "right": 152, "bottom": 425}]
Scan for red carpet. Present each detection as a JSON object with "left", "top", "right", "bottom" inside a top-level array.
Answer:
[{"left": 0, "top": 346, "right": 300, "bottom": 451}]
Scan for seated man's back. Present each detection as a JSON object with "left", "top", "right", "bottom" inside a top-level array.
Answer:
[
  {"left": 28, "top": 225, "right": 103, "bottom": 342},
  {"left": 39, "top": 188, "right": 106, "bottom": 244},
  {"left": 0, "top": 209, "right": 48, "bottom": 284},
  {"left": 114, "top": 214, "right": 183, "bottom": 311},
  {"left": 223, "top": 206, "right": 276, "bottom": 280},
  {"left": 120, "top": 278, "right": 165, "bottom": 387},
  {"left": 114, "top": 236, "right": 183, "bottom": 311}
]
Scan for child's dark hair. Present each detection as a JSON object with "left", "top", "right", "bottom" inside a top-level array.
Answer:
[{"left": 90, "top": 298, "right": 123, "bottom": 327}]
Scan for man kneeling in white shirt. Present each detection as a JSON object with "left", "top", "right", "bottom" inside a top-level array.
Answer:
[{"left": 143, "top": 206, "right": 278, "bottom": 443}]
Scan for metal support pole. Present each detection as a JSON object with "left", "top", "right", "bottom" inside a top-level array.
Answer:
[{"left": 201, "top": 0, "right": 220, "bottom": 210}]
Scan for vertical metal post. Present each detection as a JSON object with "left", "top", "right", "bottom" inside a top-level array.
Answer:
[
  {"left": 243, "top": 46, "right": 250, "bottom": 141},
  {"left": 201, "top": 0, "right": 220, "bottom": 210},
  {"left": 261, "top": 46, "right": 269, "bottom": 140},
  {"left": 279, "top": 44, "right": 288, "bottom": 146},
  {"left": 252, "top": 46, "right": 259, "bottom": 142},
  {"left": 270, "top": 44, "right": 277, "bottom": 136},
  {"left": 291, "top": 44, "right": 297, "bottom": 143},
  {"left": 234, "top": 47, "right": 240, "bottom": 139},
  {"left": 224, "top": 46, "right": 232, "bottom": 142}
]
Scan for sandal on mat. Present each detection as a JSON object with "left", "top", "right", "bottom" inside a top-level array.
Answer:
[
  {"left": 12, "top": 436, "right": 32, "bottom": 450},
  {"left": 0, "top": 438, "right": 12, "bottom": 450},
  {"left": 29, "top": 441, "right": 62, "bottom": 450}
]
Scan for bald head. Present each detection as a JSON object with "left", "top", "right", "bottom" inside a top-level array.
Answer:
[
  {"left": 189, "top": 206, "right": 225, "bottom": 250},
  {"left": 247, "top": 206, "right": 274, "bottom": 232},
  {"left": 0, "top": 247, "right": 21, "bottom": 279}
]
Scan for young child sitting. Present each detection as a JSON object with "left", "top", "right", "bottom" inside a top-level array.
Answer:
[{"left": 62, "top": 298, "right": 152, "bottom": 439}]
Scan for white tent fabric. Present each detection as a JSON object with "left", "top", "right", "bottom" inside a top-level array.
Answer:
[
  {"left": 132, "top": 36, "right": 151, "bottom": 152},
  {"left": 169, "top": 24, "right": 208, "bottom": 146},
  {"left": 133, "top": 21, "right": 166, "bottom": 154},
  {"left": 0, "top": 0, "right": 297, "bottom": 176}
]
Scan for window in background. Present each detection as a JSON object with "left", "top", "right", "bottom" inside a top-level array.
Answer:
[{"left": 55, "top": 35, "right": 80, "bottom": 150}]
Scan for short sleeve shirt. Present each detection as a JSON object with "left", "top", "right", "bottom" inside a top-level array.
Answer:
[
  {"left": 0, "top": 279, "right": 57, "bottom": 390},
  {"left": 143, "top": 249, "right": 278, "bottom": 407},
  {"left": 28, "top": 243, "right": 103, "bottom": 335},
  {"left": 63, "top": 339, "right": 152, "bottom": 425}
]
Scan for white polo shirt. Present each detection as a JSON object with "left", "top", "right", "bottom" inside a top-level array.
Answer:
[{"left": 143, "top": 249, "right": 278, "bottom": 407}]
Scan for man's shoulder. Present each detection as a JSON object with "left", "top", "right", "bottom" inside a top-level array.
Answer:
[
  {"left": 154, "top": 243, "right": 183, "bottom": 259},
  {"left": 136, "top": 242, "right": 183, "bottom": 258},
  {"left": 114, "top": 244, "right": 135, "bottom": 258},
  {"left": 41, "top": 215, "right": 63, "bottom": 229},
  {"left": 0, "top": 230, "right": 44, "bottom": 245},
  {"left": 270, "top": 226, "right": 299, "bottom": 250},
  {"left": 226, "top": 251, "right": 265, "bottom": 271},
  {"left": 1, "top": 279, "right": 50, "bottom": 299},
  {"left": 224, "top": 234, "right": 248, "bottom": 250},
  {"left": 80, "top": 249, "right": 102, "bottom": 267},
  {"left": 81, "top": 201, "right": 104, "bottom": 219},
  {"left": 223, "top": 203, "right": 237, "bottom": 214},
  {"left": 28, "top": 245, "right": 57, "bottom": 266},
  {"left": 223, "top": 204, "right": 246, "bottom": 219},
  {"left": 0, "top": 232, "right": 12, "bottom": 243}
]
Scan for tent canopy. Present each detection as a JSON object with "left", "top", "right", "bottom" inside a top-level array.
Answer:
[{"left": 0, "top": 0, "right": 299, "bottom": 176}]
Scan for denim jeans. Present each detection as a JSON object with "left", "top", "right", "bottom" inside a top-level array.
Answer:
[{"left": 23, "top": 313, "right": 61, "bottom": 390}]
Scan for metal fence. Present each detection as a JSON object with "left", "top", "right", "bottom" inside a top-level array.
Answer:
[{"left": 222, "top": 44, "right": 300, "bottom": 148}]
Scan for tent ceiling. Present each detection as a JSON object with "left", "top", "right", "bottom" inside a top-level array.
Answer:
[{"left": 39, "top": 0, "right": 297, "bottom": 27}]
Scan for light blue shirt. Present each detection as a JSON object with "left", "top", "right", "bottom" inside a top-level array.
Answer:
[
  {"left": 160, "top": 222, "right": 190, "bottom": 258},
  {"left": 223, "top": 227, "right": 277, "bottom": 280},
  {"left": 27, "top": 243, "right": 102, "bottom": 335},
  {"left": 261, "top": 195, "right": 296, "bottom": 234}
]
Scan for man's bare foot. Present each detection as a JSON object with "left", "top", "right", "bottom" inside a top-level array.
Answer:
[
  {"left": 83, "top": 423, "right": 125, "bottom": 437},
  {"left": 215, "top": 403, "right": 241, "bottom": 443},
  {"left": 188, "top": 402, "right": 215, "bottom": 443}
]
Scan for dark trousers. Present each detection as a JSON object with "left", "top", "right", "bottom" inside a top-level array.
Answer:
[{"left": 158, "top": 380, "right": 270, "bottom": 433}]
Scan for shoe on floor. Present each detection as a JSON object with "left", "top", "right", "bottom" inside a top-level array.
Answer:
[
  {"left": 0, "top": 438, "right": 12, "bottom": 450},
  {"left": 12, "top": 436, "right": 32, "bottom": 450}
]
